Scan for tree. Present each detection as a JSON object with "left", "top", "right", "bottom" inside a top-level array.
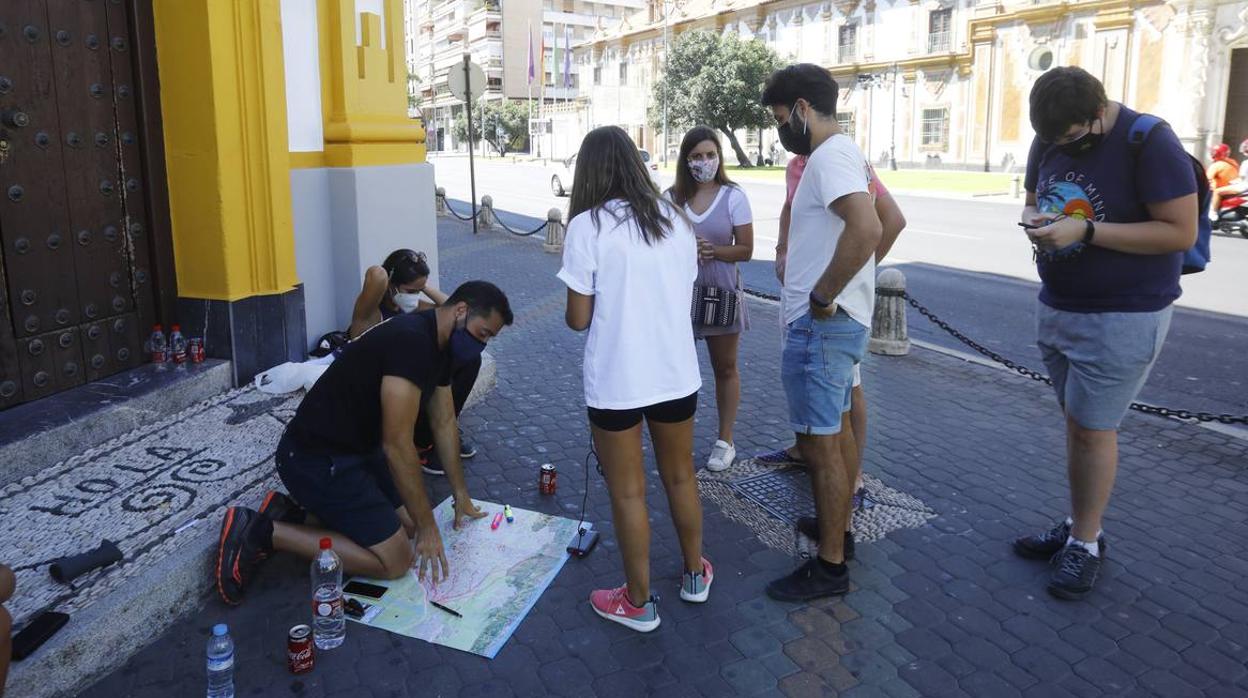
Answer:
[
  {"left": 649, "top": 30, "right": 782, "bottom": 167},
  {"left": 453, "top": 100, "right": 529, "bottom": 156}
]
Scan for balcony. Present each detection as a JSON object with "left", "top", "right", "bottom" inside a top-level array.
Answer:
[{"left": 928, "top": 31, "right": 952, "bottom": 53}]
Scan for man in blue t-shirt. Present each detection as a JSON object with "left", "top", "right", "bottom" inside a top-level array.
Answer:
[{"left": 1014, "top": 67, "right": 1198, "bottom": 600}]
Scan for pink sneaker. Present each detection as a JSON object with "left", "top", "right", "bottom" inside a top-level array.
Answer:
[
  {"left": 589, "top": 585, "right": 660, "bottom": 632},
  {"left": 680, "top": 557, "right": 714, "bottom": 603}
]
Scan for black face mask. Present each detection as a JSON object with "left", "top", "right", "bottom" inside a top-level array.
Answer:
[
  {"left": 1055, "top": 121, "right": 1103, "bottom": 158},
  {"left": 777, "top": 103, "right": 813, "bottom": 156}
]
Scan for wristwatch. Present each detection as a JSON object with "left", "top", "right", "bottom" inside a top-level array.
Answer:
[
  {"left": 1082, "top": 219, "right": 1096, "bottom": 244},
  {"left": 809, "top": 291, "right": 833, "bottom": 309}
]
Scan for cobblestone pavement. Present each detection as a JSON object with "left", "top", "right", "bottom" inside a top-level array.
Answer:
[{"left": 83, "top": 214, "right": 1248, "bottom": 697}]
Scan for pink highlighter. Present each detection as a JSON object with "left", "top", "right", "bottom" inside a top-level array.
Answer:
[{"left": 491, "top": 512, "right": 504, "bottom": 530}]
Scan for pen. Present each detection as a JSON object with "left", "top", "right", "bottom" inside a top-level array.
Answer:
[
  {"left": 430, "top": 601, "right": 462, "bottom": 618},
  {"left": 491, "top": 512, "right": 504, "bottom": 529}
]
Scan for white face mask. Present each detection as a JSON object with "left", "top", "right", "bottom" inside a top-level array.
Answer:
[
  {"left": 688, "top": 157, "right": 719, "bottom": 184},
  {"left": 393, "top": 292, "right": 421, "bottom": 313}
]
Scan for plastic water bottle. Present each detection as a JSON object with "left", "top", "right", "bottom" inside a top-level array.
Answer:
[
  {"left": 206, "top": 623, "right": 234, "bottom": 698},
  {"left": 149, "top": 324, "right": 168, "bottom": 366},
  {"left": 170, "top": 324, "right": 188, "bottom": 366},
  {"left": 311, "top": 537, "right": 345, "bottom": 650}
]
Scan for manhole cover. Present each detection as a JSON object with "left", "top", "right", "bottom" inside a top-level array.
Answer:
[{"left": 730, "top": 467, "right": 813, "bottom": 523}]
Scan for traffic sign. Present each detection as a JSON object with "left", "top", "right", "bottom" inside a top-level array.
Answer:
[{"left": 448, "top": 60, "right": 487, "bottom": 102}]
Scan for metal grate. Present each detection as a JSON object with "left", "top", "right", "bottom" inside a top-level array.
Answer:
[{"left": 729, "top": 467, "right": 814, "bottom": 524}]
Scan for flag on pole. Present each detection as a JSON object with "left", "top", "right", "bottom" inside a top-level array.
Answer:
[
  {"left": 563, "top": 25, "right": 573, "bottom": 88},
  {"left": 538, "top": 30, "right": 546, "bottom": 91},
  {"left": 552, "top": 24, "right": 561, "bottom": 90},
  {"left": 526, "top": 21, "right": 535, "bottom": 85}
]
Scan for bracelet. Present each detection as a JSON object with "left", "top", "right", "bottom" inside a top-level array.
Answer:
[{"left": 1082, "top": 219, "right": 1095, "bottom": 244}]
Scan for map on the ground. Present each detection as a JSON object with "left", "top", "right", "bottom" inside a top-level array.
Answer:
[{"left": 344, "top": 497, "right": 584, "bottom": 658}]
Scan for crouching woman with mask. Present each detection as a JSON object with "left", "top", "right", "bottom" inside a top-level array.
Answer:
[{"left": 348, "top": 249, "right": 480, "bottom": 472}]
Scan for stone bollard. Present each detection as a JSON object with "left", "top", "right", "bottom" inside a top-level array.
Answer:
[
  {"left": 869, "top": 267, "right": 910, "bottom": 355},
  {"left": 479, "top": 195, "right": 495, "bottom": 228},
  {"left": 1012, "top": 175, "right": 1022, "bottom": 199},
  {"left": 543, "top": 208, "right": 565, "bottom": 254},
  {"left": 435, "top": 186, "right": 446, "bottom": 215}
]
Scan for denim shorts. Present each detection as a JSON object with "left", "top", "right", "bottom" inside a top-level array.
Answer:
[
  {"left": 781, "top": 310, "right": 870, "bottom": 435},
  {"left": 1037, "top": 303, "right": 1172, "bottom": 431}
]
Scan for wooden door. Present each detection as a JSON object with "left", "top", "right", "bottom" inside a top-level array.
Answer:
[{"left": 0, "top": 0, "right": 159, "bottom": 410}]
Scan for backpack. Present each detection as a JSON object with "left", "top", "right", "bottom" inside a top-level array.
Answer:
[{"left": 1126, "top": 114, "right": 1212, "bottom": 274}]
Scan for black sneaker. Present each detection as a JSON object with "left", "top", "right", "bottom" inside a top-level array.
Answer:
[
  {"left": 1014, "top": 519, "right": 1106, "bottom": 560},
  {"left": 1047, "top": 542, "right": 1104, "bottom": 600},
  {"left": 216, "top": 507, "right": 273, "bottom": 605},
  {"left": 1013, "top": 519, "right": 1073, "bottom": 559},
  {"left": 258, "top": 490, "right": 306, "bottom": 525},
  {"left": 459, "top": 429, "right": 477, "bottom": 459},
  {"left": 795, "top": 517, "right": 855, "bottom": 561},
  {"left": 420, "top": 447, "right": 445, "bottom": 476},
  {"left": 766, "top": 559, "right": 849, "bottom": 602}
]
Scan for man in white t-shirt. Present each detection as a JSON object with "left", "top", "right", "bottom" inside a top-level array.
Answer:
[{"left": 760, "top": 64, "right": 883, "bottom": 601}]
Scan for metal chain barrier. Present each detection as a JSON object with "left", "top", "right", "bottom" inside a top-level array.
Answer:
[
  {"left": 743, "top": 286, "right": 1246, "bottom": 426},
  {"left": 438, "top": 192, "right": 550, "bottom": 237},
  {"left": 493, "top": 213, "right": 549, "bottom": 237},
  {"left": 902, "top": 293, "right": 1248, "bottom": 426}
]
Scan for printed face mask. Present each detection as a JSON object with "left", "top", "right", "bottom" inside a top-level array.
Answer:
[
  {"left": 688, "top": 157, "right": 719, "bottom": 183},
  {"left": 777, "top": 102, "right": 812, "bottom": 156},
  {"left": 393, "top": 292, "right": 421, "bottom": 313}
]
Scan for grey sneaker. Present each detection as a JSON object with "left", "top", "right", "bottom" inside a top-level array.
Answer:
[
  {"left": 679, "top": 557, "right": 714, "bottom": 603},
  {"left": 590, "top": 585, "right": 660, "bottom": 632},
  {"left": 1014, "top": 519, "right": 1105, "bottom": 560},
  {"left": 706, "top": 440, "right": 736, "bottom": 472},
  {"left": 1047, "top": 542, "right": 1105, "bottom": 600}
]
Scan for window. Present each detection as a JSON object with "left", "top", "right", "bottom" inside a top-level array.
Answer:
[
  {"left": 593, "top": 66, "right": 602, "bottom": 85},
  {"left": 928, "top": 8, "right": 952, "bottom": 53},
  {"left": 921, "top": 108, "right": 949, "bottom": 149},
  {"left": 619, "top": 61, "right": 628, "bottom": 85},
  {"left": 838, "top": 23, "right": 858, "bottom": 63},
  {"left": 836, "top": 111, "right": 855, "bottom": 139}
]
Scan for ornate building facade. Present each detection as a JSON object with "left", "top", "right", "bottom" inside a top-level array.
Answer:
[{"left": 574, "top": 0, "right": 1248, "bottom": 169}]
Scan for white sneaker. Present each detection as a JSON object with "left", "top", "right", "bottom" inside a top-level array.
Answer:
[{"left": 706, "top": 440, "right": 736, "bottom": 472}]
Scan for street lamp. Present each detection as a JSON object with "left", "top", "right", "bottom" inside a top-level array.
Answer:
[{"left": 662, "top": 0, "right": 670, "bottom": 166}]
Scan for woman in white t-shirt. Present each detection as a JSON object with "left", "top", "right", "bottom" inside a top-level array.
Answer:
[
  {"left": 557, "top": 126, "right": 712, "bottom": 633},
  {"left": 667, "top": 126, "right": 754, "bottom": 473}
]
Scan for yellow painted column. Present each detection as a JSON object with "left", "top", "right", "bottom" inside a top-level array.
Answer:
[
  {"left": 319, "top": 0, "right": 427, "bottom": 167},
  {"left": 152, "top": 0, "right": 299, "bottom": 301}
]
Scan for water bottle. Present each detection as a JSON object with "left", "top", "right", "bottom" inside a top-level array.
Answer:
[
  {"left": 206, "top": 623, "right": 234, "bottom": 698},
  {"left": 311, "top": 537, "right": 345, "bottom": 650},
  {"left": 170, "top": 324, "right": 188, "bottom": 366},
  {"left": 149, "top": 324, "right": 168, "bottom": 366}
]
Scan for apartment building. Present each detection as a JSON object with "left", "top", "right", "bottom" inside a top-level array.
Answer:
[
  {"left": 407, "top": 0, "right": 646, "bottom": 152},
  {"left": 575, "top": 0, "right": 1248, "bottom": 170}
]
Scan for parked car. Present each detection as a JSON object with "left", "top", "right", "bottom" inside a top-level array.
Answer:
[{"left": 549, "top": 149, "right": 659, "bottom": 197}]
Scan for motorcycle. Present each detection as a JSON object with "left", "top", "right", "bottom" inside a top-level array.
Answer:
[{"left": 1213, "top": 194, "right": 1248, "bottom": 238}]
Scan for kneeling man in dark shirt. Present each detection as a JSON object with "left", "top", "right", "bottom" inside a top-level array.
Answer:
[{"left": 215, "top": 281, "right": 513, "bottom": 604}]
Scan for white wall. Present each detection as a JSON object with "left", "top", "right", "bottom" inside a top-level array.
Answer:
[
  {"left": 291, "top": 169, "right": 336, "bottom": 346},
  {"left": 281, "top": 0, "right": 325, "bottom": 152}
]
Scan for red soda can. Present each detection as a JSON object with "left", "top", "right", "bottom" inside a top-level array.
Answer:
[
  {"left": 287, "top": 624, "right": 314, "bottom": 674},
  {"left": 539, "top": 463, "right": 557, "bottom": 495},
  {"left": 189, "top": 337, "right": 205, "bottom": 363}
]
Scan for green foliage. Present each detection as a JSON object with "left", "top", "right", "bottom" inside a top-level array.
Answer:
[
  {"left": 649, "top": 30, "right": 782, "bottom": 166},
  {"left": 453, "top": 100, "right": 529, "bottom": 156}
]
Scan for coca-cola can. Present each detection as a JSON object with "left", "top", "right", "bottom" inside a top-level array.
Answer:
[
  {"left": 287, "top": 624, "right": 314, "bottom": 674},
  {"left": 189, "top": 337, "right": 205, "bottom": 363},
  {"left": 539, "top": 463, "right": 557, "bottom": 495}
]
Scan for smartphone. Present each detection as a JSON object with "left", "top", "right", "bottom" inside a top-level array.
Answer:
[
  {"left": 343, "top": 580, "right": 388, "bottom": 599},
  {"left": 566, "top": 528, "right": 599, "bottom": 558},
  {"left": 12, "top": 611, "right": 70, "bottom": 661}
]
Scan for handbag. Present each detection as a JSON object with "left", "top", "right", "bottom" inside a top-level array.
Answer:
[{"left": 691, "top": 266, "right": 742, "bottom": 327}]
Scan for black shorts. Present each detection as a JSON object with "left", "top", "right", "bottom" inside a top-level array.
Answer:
[
  {"left": 587, "top": 392, "right": 698, "bottom": 432},
  {"left": 275, "top": 432, "right": 403, "bottom": 548}
]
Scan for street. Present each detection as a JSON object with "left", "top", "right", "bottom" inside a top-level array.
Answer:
[
  {"left": 431, "top": 155, "right": 1248, "bottom": 417},
  {"left": 431, "top": 155, "right": 1248, "bottom": 318}
]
